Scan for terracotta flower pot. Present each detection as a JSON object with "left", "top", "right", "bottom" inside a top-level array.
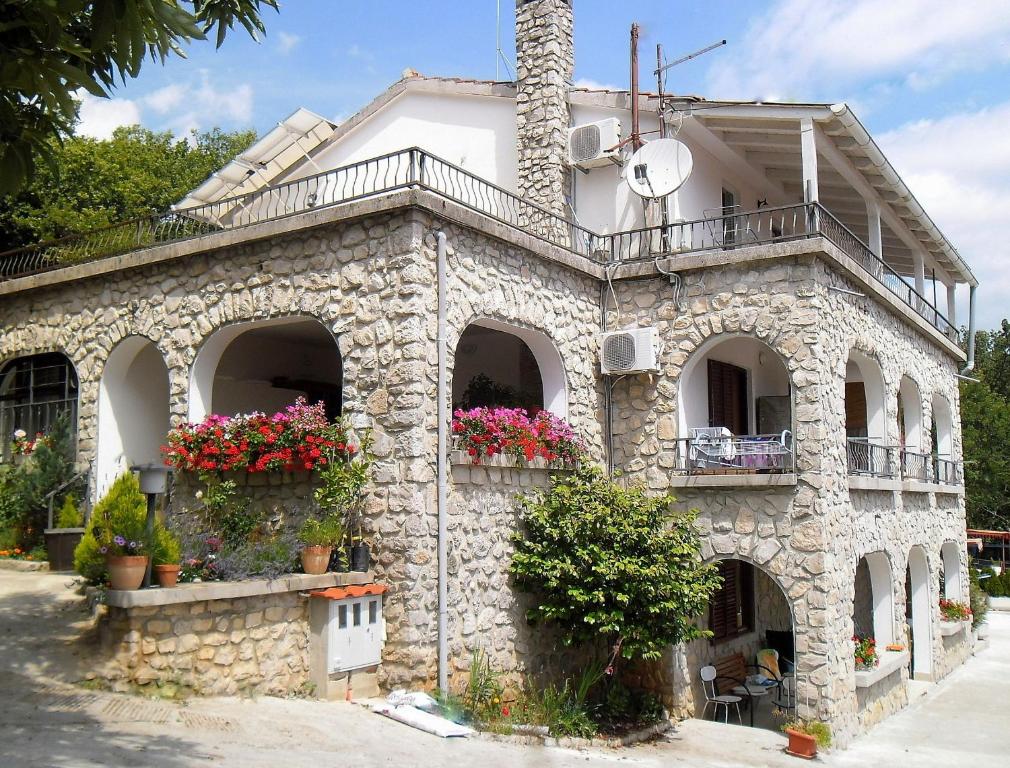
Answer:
[
  {"left": 154, "top": 563, "right": 181, "bottom": 588},
  {"left": 301, "top": 545, "right": 333, "bottom": 575},
  {"left": 107, "top": 555, "right": 149, "bottom": 591},
  {"left": 784, "top": 728, "right": 818, "bottom": 759}
]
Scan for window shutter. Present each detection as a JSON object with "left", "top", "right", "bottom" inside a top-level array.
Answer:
[{"left": 709, "top": 560, "right": 755, "bottom": 642}]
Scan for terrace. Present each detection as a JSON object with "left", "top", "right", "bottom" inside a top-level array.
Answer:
[{"left": 0, "top": 146, "right": 961, "bottom": 344}]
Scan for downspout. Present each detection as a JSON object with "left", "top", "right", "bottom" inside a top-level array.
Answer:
[
  {"left": 961, "top": 284, "right": 977, "bottom": 376},
  {"left": 436, "top": 230, "right": 449, "bottom": 693}
]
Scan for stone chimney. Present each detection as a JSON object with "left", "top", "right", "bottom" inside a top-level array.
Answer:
[{"left": 515, "top": 0, "right": 573, "bottom": 217}]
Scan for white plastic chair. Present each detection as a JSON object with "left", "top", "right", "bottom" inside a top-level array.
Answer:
[{"left": 700, "top": 665, "right": 743, "bottom": 724}]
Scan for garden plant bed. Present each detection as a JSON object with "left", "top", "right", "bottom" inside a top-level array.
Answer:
[{"left": 475, "top": 717, "right": 672, "bottom": 748}]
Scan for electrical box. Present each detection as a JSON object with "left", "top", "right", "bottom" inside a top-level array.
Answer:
[{"left": 312, "top": 584, "right": 387, "bottom": 673}]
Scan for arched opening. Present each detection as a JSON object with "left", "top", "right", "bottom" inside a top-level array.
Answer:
[
  {"left": 452, "top": 319, "right": 567, "bottom": 416},
  {"left": 678, "top": 335, "right": 793, "bottom": 474},
  {"left": 898, "top": 376, "right": 926, "bottom": 479},
  {"left": 930, "top": 394, "right": 956, "bottom": 484},
  {"left": 905, "top": 546, "right": 933, "bottom": 680},
  {"left": 845, "top": 350, "right": 888, "bottom": 475},
  {"left": 96, "top": 337, "right": 171, "bottom": 497},
  {"left": 853, "top": 552, "right": 895, "bottom": 648},
  {"left": 940, "top": 541, "right": 963, "bottom": 601},
  {"left": 0, "top": 352, "right": 79, "bottom": 461},
  {"left": 190, "top": 316, "right": 342, "bottom": 422},
  {"left": 692, "top": 557, "right": 797, "bottom": 730}
]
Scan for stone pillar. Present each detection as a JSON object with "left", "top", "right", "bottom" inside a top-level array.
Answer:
[{"left": 515, "top": 0, "right": 573, "bottom": 226}]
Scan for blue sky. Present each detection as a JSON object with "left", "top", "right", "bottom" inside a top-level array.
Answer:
[{"left": 79, "top": 0, "right": 1010, "bottom": 328}]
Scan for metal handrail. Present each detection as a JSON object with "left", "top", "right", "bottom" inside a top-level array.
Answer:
[
  {"left": 0, "top": 149, "right": 956, "bottom": 339},
  {"left": 847, "top": 437, "right": 898, "bottom": 478},
  {"left": 44, "top": 467, "right": 91, "bottom": 529},
  {"left": 899, "top": 449, "right": 931, "bottom": 482},
  {"left": 672, "top": 432, "right": 795, "bottom": 475}
]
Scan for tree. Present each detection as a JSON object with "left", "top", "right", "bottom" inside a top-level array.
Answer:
[
  {"left": 509, "top": 465, "right": 721, "bottom": 668},
  {"left": 0, "top": 0, "right": 276, "bottom": 193},
  {"left": 961, "top": 320, "right": 1010, "bottom": 530},
  {"left": 0, "top": 125, "right": 255, "bottom": 248}
]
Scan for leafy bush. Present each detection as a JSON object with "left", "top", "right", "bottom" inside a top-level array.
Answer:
[
  {"left": 510, "top": 465, "right": 720, "bottom": 666},
  {"left": 969, "top": 567, "right": 990, "bottom": 628},
  {"left": 56, "top": 495, "right": 83, "bottom": 528},
  {"left": 980, "top": 567, "right": 1010, "bottom": 597},
  {"left": 152, "top": 527, "right": 182, "bottom": 566},
  {"left": 0, "top": 414, "right": 78, "bottom": 547}
]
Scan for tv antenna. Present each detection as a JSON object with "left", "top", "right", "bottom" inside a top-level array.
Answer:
[
  {"left": 655, "top": 39, "right": 726, "bottom": 137},
  {"left": 495, "top": 0, "right": 514, "bottom": 80}
]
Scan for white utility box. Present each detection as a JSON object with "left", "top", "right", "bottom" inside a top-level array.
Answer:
[{"left": 310, "top": 583, "right": 387, "bottom": 675}]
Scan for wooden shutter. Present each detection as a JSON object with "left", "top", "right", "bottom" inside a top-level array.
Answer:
[
  {"left": 709, "top": 560, "right": 755, "bottom": 643},
  {"left": 845, "top": 382, "right": 868, "bottom": 437},
  {"left": 708, "top": 360, "right": 748, "bottom": 435}
]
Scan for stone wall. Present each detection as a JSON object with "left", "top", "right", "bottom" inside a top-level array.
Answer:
[
  {"left": 97, "top": 591, "right": 310, "bottom": 695},
  {"left": 515, "top": 0, "right": 573, "bottom": 219},
  {"left": 608, "top": 252, "right": 969, "bottom": 745}
]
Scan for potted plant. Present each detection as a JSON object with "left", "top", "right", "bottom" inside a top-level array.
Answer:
[
  {"left": 152, "top": 527, "right": 182, "bottom": 588},
  {"left": 348, "top": 534, "right": 370, "bottom": 572},
  {"left": 100, "top": 531, "right": 149, "bottom": 590},
  {"left": 939, "top": 598, "right": 972, "bottom": 623},
  {"left": 313, "top": 427, "right": 374, "bottom": 573},
  {"left": 299, "top": 516, "right": 344, "bottom": 575},
  {"left": 781, "top": 719, "right": 831, "bottom": 759}
]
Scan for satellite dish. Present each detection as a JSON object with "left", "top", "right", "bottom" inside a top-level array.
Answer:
[{"left": 624, "top": 138, "right": 694, "bottom": 198}]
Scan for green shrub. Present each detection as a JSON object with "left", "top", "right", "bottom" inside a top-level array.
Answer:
[
  {"left": 510, "top": 465, "right": 721, "bottom": 665},
  {"left": 783, "top": 719, "right": 832, "bottom": 749},
  {"left": 969, "top": 567, "right": 990, "bottom": 629},
  {"left": 73, "top": 473, "right": 172, "bottom": 584},
  {"left": 56, "top": 495, "right": 83, "bottom": 528},
  {"left": 152, "top": 526, "right": 181, "bottom": 566},
  {"left": 298, "top": 515, "right": 345, "bottom": 547}
]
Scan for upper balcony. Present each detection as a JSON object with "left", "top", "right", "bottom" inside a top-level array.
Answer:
[{"left": 0, "top": 146, "right": 961, "bottom": 344}]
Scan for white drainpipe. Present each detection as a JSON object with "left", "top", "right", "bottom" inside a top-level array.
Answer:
[
  {"left": 961, "top": 284, "right": 977, "bottom": 376},
  {"left": 436, "top": 230, "right": 449, "bottom": 692}
]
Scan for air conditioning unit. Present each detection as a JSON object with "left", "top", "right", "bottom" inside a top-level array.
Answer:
[
  {"left": 600, "top": 327, "right": 661, "bottom": 375},
  {"left": 568, "top": 118, "right": 622, "bottom": 169}
]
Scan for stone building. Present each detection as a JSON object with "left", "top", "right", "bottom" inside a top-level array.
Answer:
[{"left": 0, "top": 0, "right": 976, "bottom": 747}]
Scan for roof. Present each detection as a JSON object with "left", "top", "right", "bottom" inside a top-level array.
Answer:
[
  {"left": 177, "top": 73, "right": 974, "bottom": 286},
  {"left": 175, "top": 107, "right": 337, "bottom": 210},
  {"left": 310, "top": 583, "right": 389, "bottom": 600}
]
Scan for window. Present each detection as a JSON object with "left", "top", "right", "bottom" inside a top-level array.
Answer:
[
  {"left": 709, "top": 560, "right": 755, "bottom": 642},
  {"left": 338, "top": 604, "right": 347, "bottom": 629},
  {"left": 352, "top": 602, "right": 361, "bottom": 627},
  {"left": 368, "top": 600, "right": 378, "bottom": 624},
  {"left": 708, "top": 359, "right": 748, "bottom": 435},
  {"left": 0, "top": 352, "right": 79, "bottom": 460}
]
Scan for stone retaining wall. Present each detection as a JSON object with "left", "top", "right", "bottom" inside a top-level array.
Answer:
[{"left": 97, "top": 591, "right": 310, "bottom": 695}]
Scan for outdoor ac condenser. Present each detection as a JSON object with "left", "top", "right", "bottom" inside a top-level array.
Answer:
[
  {"left": 599, "top": 327, "right": 661, "bottom": 375},
  {"left": 567, "top": 118, "right": 622, "bottom": 169}
]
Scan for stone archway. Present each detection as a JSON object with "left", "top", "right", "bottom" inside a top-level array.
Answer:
[
  {"left": 96, "top": 336, "right": 171, "bottom": 497},
  {"left": 905, "top": 546, "right": 933, "bottom": 680}
]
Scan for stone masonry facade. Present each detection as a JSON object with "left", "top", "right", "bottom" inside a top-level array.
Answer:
[{"left": 1, "top": 201, "right": 969, "bottom": 747}]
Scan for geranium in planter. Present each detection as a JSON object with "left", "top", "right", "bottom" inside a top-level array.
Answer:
[
  {"left": 781, "top": 719, "right": 831, "bottom": 758},
  {"left": 299, "top": 516, "right": 344, "bottom": 575},
  {"left": 451, "top": 407, "right": 584, "bottom": 466},
  {"left": 939, "top": 599, "right": 972, "bottom": 622},
  {"left": 853, "top": 634, "right": 878, "bottom": 670}
]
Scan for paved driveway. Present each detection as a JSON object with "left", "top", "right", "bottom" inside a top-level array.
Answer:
[{"left": 1, "top": 569, "right": 1007, "bottom": 767}]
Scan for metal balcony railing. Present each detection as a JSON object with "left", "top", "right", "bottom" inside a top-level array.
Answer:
[
  {"left": 933, "top": 455, "right": 961, "bottom": 486},
  {"left": 847, "top": 438, "right": 897, "bottom": 478},
  {"left": 672, "top": 431, "right": 794, "bottom": 475},
  {"left": 0, "top": 149, "right": 955, "bottom": 339},
  {"left": 899, "top": 449, "right": 931, "bottom": 482}
]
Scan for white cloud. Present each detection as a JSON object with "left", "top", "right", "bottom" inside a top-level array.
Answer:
[
  {"left": 277, "top": 31, "right": 301, "bottom": 55},
  {"left": 573, "top": 77, "right": 620, "bottom": 91},
  {"left": 75, "top": 91, "right": 142, "bottom": 139},
  {"left": 142, "top": 84, "right": 187, "bottom": 115},
  {"left": 707, "top": 0, "right": 1010, "bottom": 100},
  {"left": 878, "top": 102, "right": 1010, "bottom": 328}
]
